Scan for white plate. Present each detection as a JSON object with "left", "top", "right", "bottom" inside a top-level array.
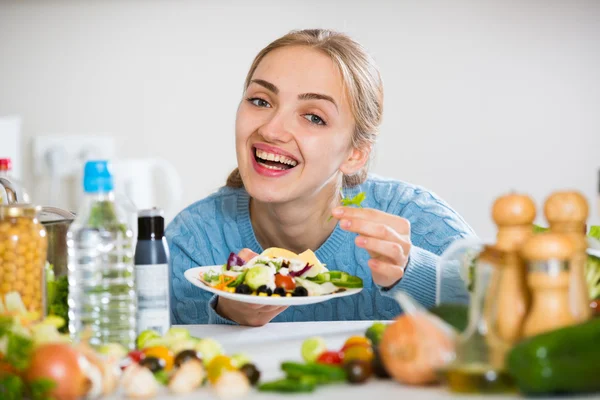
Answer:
[
  {"left": 184, "top": 266, "right": 363, "bottom": 306},
  {"left": 588, "top": 247, "right": 600, "bottom": 258}
]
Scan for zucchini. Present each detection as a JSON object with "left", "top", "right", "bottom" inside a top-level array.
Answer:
[
  {"left": 428, "top": 303, "right": 468, "bottom": 332},
  {"left": 506, "top": 318, "right": 600, "bottom": 395}
]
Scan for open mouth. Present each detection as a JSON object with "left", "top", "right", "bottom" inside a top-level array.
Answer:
[{"left": 253, "top": 147, "right": 298, "bottom": 171}]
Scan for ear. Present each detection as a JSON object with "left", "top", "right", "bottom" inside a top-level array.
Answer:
[{"left": 339, "top": 145, "right": 371, "bottom": 176}]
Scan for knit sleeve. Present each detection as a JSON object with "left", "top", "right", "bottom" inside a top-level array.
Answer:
[
  {"left": 377, "top": 185, "right": 476, "bottom": 307},
  {"left": 165, "top": 211, "right": 238, "bottom": 325}
]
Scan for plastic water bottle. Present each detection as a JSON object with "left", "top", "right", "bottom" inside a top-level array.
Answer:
[{"left": 67, "top": 160, "right": 137, "bottom": 350}]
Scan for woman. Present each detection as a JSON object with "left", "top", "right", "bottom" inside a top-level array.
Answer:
[{"left": 165, "top": 29, "right": 475, "bottom": 326}]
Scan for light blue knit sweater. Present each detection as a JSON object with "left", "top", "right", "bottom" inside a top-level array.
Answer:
[{"left": 165, "top": 175, "right": 476, "bottom": 325}]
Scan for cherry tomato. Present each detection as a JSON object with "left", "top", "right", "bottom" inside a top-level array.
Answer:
[
  {"left": 342, "top": 345, "right": 374, "bottom": 365},
  {"left": 274, "top": 274, "right": 296, "bottom": 291},
  {"left": 143, "top": 346, "right": 174, "bottom": 371},
  {"left": 340, "top": 336, "right": 372, "bottom": 352},
  {"left": 316, "top": 350, "right": 344, "bottom": 365},
  {"left": 127, "top": 350, "right": 145, "bottom": 363},
  {"left": 207, "top": 355, "right": 236, "bottom": 384}
]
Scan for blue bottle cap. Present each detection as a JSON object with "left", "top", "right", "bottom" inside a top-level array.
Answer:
[{"left": 83, "top": 160, "right": 114, "bottom": 193}]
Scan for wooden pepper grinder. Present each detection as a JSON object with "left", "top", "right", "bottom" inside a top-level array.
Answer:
[
  {"left": 489, "top": 193, "right": 536, "bottom": 344},
  {"left": 544, "top": 191, "right": 591, "bottom": 322},
  {"left": 521, "top": 232, "right": 577, "bottom": 337}
]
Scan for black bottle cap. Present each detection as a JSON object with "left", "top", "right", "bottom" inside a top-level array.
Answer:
[{"left": 138, "top": 208, "right": 165, "bottom": 240}]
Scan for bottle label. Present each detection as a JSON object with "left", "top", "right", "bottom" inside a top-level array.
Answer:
[{"left": 135, "top": 263, "right": 170, "bottom": 335}]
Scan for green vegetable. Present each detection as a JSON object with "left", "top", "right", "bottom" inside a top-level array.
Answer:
[
  {"left": 136, "top": 329, "right": 161, "bottom": 349},
  {"left": 258, "top": 376, "right": 317, "bottom": 393},
  {"left": 589, "top": 225, "right": 600, "bottom": 241},
  {"left": 586, "top": 254, "right": 600, "bottom": 300},
  {"left": 0, "top": 374, "right": 25, "bottom": 400},
  {"left": 195, "top": 338, "right": 223, "bottom": 365},
  {"left": 243, "top": 266, "right": 273, "bottom": 291},
  {"left": 428, "top": 303, "right": 469, "bottom": 332},
  {"left": 328, "top": 191, "right": 366, "bottom": 221},
  {"left": 227, "top": 270, "right": 248, "bottom": 288},
  {"left": 154, "top": 370, "right": 170, "bottom": 385},
  {"left": 308, "top": 271, "right": 363, "bottom": 288},
  {"left": 507, "top": 318, "right": 600, "bottom": 395},
  {"left": 47, "top": 275, "right": 69, "bottom": 333},
  {"left": 532, "top": 224, "right": 549, "bottom": 233},
  {"left": 365, "top": 322, "right": 387, "bottom": 346},
  {"left": 230, "top": 353, "right": 251, "bottom": 369},
  {"left": 0, "top": 316, "right": 57, "bottom": 400},
  {"left": 281, "top": 362, "right": 347, "bottom": 384}
]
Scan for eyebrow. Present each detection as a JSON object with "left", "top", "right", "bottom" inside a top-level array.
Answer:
[{"left": 249, "top": 79, "right": 338, "bottom": 110}]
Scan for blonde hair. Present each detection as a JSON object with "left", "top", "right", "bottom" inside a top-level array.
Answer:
[{"left": 226, "top": 28, "right": 384, "bottom": 188}]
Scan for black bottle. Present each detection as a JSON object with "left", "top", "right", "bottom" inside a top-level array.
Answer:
[{"left": 134, "top": 208, "right": 171, "bottom": 335}]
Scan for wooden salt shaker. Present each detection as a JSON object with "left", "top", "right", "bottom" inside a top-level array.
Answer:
[
  {"left": 489, "top": 193, "right": 536, "bottom": 344},
  {"left": 544, "top": 191, "right": 591, "bottom": 322},
  {"left": 521, "top": 232, "right": 577, "bottom": 337}
]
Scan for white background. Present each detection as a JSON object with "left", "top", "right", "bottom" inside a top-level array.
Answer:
[{"left": 1, "top": 0, "right": 599, "bottom": 240}]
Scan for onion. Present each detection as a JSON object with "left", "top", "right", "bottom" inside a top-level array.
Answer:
[
  {"left": 25, "top": 343, "right": 91, "bottom": 400},
  {"left": 379, "top": 313, "right": 455, "bottom": 385}
]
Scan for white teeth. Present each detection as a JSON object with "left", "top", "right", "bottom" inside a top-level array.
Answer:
[
  {"left": 262, "top": 164, "right": 286, "bottom": 170},
  {"left": 255, "top": 149, "right": 298, "bottom": 167}
]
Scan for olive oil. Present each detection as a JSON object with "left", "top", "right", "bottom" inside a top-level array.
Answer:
[{"left": 444, "top": 364, "right": 515, "bottom": 394}]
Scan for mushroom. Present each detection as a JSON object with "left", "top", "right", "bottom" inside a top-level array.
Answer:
[
  {"left": 168, "top": 358, "right": 205, "bottom": 394},
  {"left": 214, "top": 370, "right": 250, "bottom": 399},
  {"left": 121, "top": 364, "right": 159, "bottom": 399}
]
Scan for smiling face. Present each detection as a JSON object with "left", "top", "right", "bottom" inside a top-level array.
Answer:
[{"left": 235, "top": 45, "right": 369, "bottom": 204}]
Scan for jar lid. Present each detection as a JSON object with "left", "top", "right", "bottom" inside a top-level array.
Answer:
[{"left": 0, "top": 203, "right": 41, "bottom": 218}]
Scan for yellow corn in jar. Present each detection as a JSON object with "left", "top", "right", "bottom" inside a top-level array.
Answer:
[{"left": 0, "top": 204, "right": 48, "bottom": 316}]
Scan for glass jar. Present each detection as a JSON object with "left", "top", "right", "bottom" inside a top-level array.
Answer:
[{"left": 0, "top": 204, "right": 48, "bottom": 317}]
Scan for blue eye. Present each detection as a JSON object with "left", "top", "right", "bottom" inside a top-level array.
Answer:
[
  {"left": 247, "top": 98, "right": 271, "bottom": 108},
  {"left": 303, "top": 114, "right": 326, "bottom": 126}
]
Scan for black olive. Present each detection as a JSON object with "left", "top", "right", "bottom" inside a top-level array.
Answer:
[
  {"left": 174, "top": 349, "right": 200, "bottom": 368},
  {"left": 239, "top": 363, "right": 261, "bottom": 386},
  {"left": 292, "top": 286, "right": 308, "bottom": 297},
  {"left": 273, "top": 287, "right": 286, "bottom": 296},
  {"left": 344, "top": 359, "right": 373, "bottom": 384},
  {"left": 139, "top": 356, "right": 166, "bottom": 373},
  {"left": 235, "top": 284, "right": 251, "bottom": 294},
  {"left": 256, "top": 285, "right": 272, "bottom": 296},
  {"left": 372, "top": 347, "right": 390, "bottom": 379}
]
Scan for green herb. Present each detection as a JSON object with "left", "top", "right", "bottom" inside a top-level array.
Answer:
[
  {"left": 47, "top": 276, "right": 69, "bottom": 334},
  {"left": 0, "top": 374, "right": 25, "bottom": 400},
  {"left": 589, "top": 225, "right": 600, "bottom": 241},
  {"left": 328, "top": 191, "right": 366, "bottom": 221},
  {"left": 154, "top": 370, "right": 170, "bottom": 385},
  {"left": 533, "top": 224, "right": 549, "bottom": 233},
  {"left": 29, "top": 378, "right": 56, "bottom": 400}
]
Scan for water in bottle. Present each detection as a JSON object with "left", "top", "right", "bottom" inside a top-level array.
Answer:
[{"left": 67, "top": 160, "right": 137, "bottom": 349}]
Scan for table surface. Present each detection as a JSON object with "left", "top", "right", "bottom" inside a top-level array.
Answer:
[{"left": 105, "top": 321, "right": 598, "bottom": 400}]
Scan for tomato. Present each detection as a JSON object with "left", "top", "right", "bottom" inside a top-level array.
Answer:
[
  {"left": 127, "top": 350, "right": 146, "bottom": 363},
  {"left": 340, "top": 336, "right": 372, "bottom": 352},
  {"left": 316, "top": 350, "right": 344, "bottom": 365},
  {"left": 274, "top": 274, "right": 296, "bottom": 291},
  {"left": 143, "top": 346, "right": 174, "bottom": 370},
  {"left": 207, "top": 355, "right": 236, "bottom": 384},
  {"left": 342, "top": 345, "right": 374, "bottom": 365}
]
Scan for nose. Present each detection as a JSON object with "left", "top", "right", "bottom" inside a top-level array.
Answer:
[{"left": 257, "top": 109, "right": 294, "bottom": 143}]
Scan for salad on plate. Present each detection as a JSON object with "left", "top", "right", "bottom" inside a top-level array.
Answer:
[{"left": 198, "top": 247, "right": 363, "bottom": 298}]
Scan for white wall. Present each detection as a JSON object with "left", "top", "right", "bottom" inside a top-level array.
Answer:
[{"left": 1, "top": 0, "right": 599, "bottom": 240}]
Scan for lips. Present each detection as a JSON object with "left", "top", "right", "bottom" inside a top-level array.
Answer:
[{"left": 250, "top": 144, "right": 299, "bottom": 177}]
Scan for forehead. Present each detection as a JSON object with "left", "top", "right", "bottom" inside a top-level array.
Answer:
[{"left": 251, "top": 45, "right": 346, "bottom": 102}]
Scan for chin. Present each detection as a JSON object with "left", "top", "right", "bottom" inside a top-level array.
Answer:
[{"left": 242, "top": 173, "right": 297, "bottom": 204}]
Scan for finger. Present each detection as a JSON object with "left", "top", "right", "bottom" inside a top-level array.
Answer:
[
  {"left": 238, "top": 248, "right": 259, "bottom": 262},
  {"left": 367, "top": 258, "right": 405, "bottom": 287},
  {"left": 356, "top": 235, "right": 410, "bottom": 265},
  {"left": 332, "top": 206, "right": 410, "bottom": 235},
  {"left": 340, "top": 218, "right": 406, "bottom": 243}
]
